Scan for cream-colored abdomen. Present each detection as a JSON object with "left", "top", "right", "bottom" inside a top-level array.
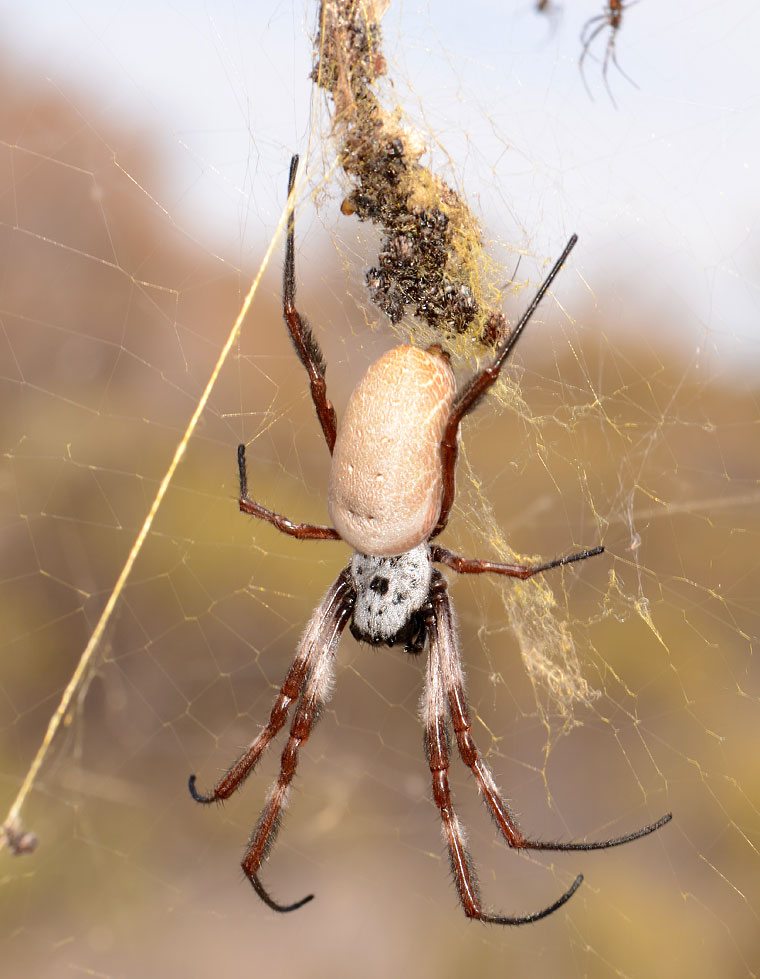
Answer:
[{"left": 328, "top": 345, "right": 456, "bottom": 556}]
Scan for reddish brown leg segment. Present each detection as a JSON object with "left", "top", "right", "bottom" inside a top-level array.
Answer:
[
  {"left": 237, "top": 444, "right": 341, "bottom": 541},
  {"left": 433, "top": 236, "right": 578, "bottom": 539},
  {"left": 429, "top": 579, "right": 671, "bottom": 854},
  {"left": 283, "top": 154, "right": 337, "bottom": 453},
  {"left": 423, "top": 574, "right": 583, "bottom": 924},
  {"left": 190, "top": 570, "right": 355, "bottom": 912},
  {"left": 432, "top": 544, "right": 604, "bottom": 579}
]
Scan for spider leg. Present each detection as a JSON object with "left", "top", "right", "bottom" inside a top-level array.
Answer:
[
  {"left": 600, "top": 29, "right": 625, "bottom": 108},
  {"left": 283, "top": 154, "right": 338, "bottom": 454},
  {"left": 580, "top": 12, "right": 607, "bottom": 48},
  {"left": 433, "top": 235, "right": 578, "bottom": 538},
  {"left": 189, "top": 570, "right": 352, "bottom": 803},
  {"left": 606, "top": 33, "right": 639, "bottom": 94},
  {"left": 238, "top": 570, "right": 354, "bottom": 911},
  {"left": 428, "top": 578, "right": 672, "bottom": 853},
  {"left": 431, "top": 544, "right": 604, "bottom": 580},
  {"left": 237, "top": 444, "right": 341, "bottom": 541},
  {"left": 423, "top": 573, "right": 582, "bottom": 924},
  {"left": 578, "top": 18, "right": 610, "bottom": 101},
  {"left": 190, "top": 570, "right": 354, "bottom": 911}
]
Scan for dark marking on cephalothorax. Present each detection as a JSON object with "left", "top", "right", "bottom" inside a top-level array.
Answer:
[{"left": 349, "top": 545, "right": 433, "bottom": 650}]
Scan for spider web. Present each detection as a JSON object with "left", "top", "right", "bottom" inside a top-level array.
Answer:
[{"left": 1, "top": 2, "right": 758, "bottom": 977}]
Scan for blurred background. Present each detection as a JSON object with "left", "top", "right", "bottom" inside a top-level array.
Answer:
[{"left": 1, "top": 2, "right": 758, "bottom": 977}]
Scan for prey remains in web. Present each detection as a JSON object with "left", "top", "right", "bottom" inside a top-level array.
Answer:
[{"left": 189, "top": 157, "right": 671, "bottom": 924}]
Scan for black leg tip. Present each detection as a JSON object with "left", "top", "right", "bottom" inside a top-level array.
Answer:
[
  {"left": 288, "top": 154, "right": 300, "bottom": 191},
  {"left": 284, "top": 892, "right": 314, "bottom": 913},
  {"left": 248, "top": 871, "right": 314, "bottom": 913},
  {"left": 237, "top": 444, "right": 248, "bottom": 496},
  {"left": 188, "top": 774, "right": 216, "bottom": 804},
  {"left": 479, "top": 872, "right": 584, "bottom": 926}
]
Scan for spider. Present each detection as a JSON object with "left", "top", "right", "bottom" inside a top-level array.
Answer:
[
  {"left": 189, "top": 155, "right": 672, "bottom": 924},
  {"left": 579, "top": 0, "right": 639, "bottom": 106}
]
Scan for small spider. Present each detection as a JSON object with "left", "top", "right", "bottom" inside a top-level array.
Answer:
[
  {"left": 189, "top": 155, "right": 671, "bottom": 924},
  {"left": 579, "top": 0, "right": 639, "bottom": 105}
]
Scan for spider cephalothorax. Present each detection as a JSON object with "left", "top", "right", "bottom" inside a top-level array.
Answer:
[
  {"left": 189, "top": 155, "right": 671, "bottom": 925},
  {"left": 349, "top": 545, "right": 433, "bottom": 650}
]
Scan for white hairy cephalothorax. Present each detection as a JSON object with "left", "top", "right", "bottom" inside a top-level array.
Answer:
[{"left": 349, "top": 544, "right": 433, "bottom": 647}]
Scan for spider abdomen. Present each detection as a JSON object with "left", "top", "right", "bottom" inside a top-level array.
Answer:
[{"left": 328, "top": 345, "right": 456, "bottom": 556}]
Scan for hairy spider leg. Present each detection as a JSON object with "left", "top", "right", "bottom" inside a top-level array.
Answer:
[
  {"left": 188, "top": 569, "right": 351, "bottom": 803},
  {"left": 283, "top": 154, "right": 337, "bottom": 453},
  {"left": 190, "top": 570, "right": 355, "bottom": 912},
  {"left": 237, "top": 444, "right": 340, "bottom": 540},
  {"left": 423, "top": 574, "right": 583, "bottom": 924},
  {"left": 240, "top": 573, "right": 353, "bottom": 911},
  {"left": 432, "top": 544, "right": 605, "bottom": 579},
  {"left": 429, "top": 577, "right": 672, "bottom": 856},
  {"left": 433, "top": 235, "right": 578, "bottom": 539}
]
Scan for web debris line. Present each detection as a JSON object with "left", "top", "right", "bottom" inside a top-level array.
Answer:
[{"left": 0, "top": 188, "right": 296, "bottom": 854}]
